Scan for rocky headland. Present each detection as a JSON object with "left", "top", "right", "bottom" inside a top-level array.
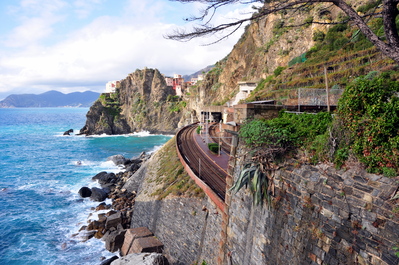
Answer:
[{"left": 79, "top": 68, "right": 184, "bottom": 136}]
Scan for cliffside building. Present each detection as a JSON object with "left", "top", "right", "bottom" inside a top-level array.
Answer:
[
  {"left": 231, "top": 81, "right": 257, "bottom": 106},
  {"left": 164, "top": 74, "right": 185, "bottom": 96},
  {"left": 105, "top": 81, "right": 120, "bottom": 93}
]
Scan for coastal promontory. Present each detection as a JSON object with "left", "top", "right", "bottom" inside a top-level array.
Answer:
[{"left": 79, "top": 68, "right": 184, "bottom": 135}]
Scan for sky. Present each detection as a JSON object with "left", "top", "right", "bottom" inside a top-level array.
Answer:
[{"left": 0, "top": 0, "right": 257, "bottom": 100}]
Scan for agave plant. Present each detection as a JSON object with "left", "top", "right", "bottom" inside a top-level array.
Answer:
[{"left": 230, "top": 163, "right": 272, "bottom": 208}]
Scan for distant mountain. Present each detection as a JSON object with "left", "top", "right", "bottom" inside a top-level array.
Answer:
[
  {"left": 0, "top": 90, "right": 100, "bottom": 108},
  {"left": 183, "top": 65, "right": 214, "bottom": 81}
]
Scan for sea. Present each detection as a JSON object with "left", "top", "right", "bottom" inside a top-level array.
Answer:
[{"left": 0, "top": 108, "right": 172, "bottom": 265}]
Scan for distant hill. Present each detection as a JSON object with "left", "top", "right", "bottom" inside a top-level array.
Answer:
[
  {"left": 0, "top": 90, "right": 100, "bottom": 108},
  {"left": 183, "top": 65, "right": 214, "bottom": 81}
]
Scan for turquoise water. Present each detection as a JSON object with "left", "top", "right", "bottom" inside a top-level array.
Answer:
[{"left": 0, "top": 108, "right": 171, "bottom": 265}]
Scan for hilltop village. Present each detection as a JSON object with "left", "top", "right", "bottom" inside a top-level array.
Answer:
[{"left": 105, "top": 73, "right": 204, "bottom": 97}]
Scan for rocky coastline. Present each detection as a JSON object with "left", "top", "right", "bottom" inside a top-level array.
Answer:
[{"left": 75, "top": 153, "right": 169, "bottom": 265}]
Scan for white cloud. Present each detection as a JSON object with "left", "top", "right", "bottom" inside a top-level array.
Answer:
[
  {"left": 4, "top": 18, "right": 54, "bottom": 47},
  {"left": 73, "top": 0, "right": 105, "bottom": 19},
  {"left": 3, "top": 0, "right": 66, "bottom": 47},
  {"left": 0, "top": 0, "right": 256, "bottom": 99}
]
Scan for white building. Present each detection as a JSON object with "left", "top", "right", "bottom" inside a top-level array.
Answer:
[
  {"left": 191, "top": 78, "right": 198, "bottom": 85},
  {"left": 231, "top": 81, "right": 257, "bottom": 106},
  {"left": 165, "top": 77, "right": 174, "bottom": 86},
  {"left": 105, "top": 81, "right": 120, "bottom": 93},
  {"left": 175, "top": 85, "right": 183, "bottom": 96}
]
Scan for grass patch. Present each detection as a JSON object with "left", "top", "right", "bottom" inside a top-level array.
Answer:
[{"left": 151, "top": 137, "right": 205, "bottom": 200}]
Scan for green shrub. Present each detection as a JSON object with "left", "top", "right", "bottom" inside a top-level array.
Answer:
[
  {"left": 313, "top": 30, "right": 325, "bottom": 42},
  {"left": 239, "top": 111, "right": 333, "bottom": 149},
  {"left": 333, "top": 147, "right": 350, "bottom": 169},
  {"left": 304, "top": 16, "right": 314, "bottom": 25},
  {"left": 208, "top": 143, "right": 220, "bottom": 153},
  {"left": 337, "top": 73, "right": 399, "bottom": 175},
  {"left": 330, "top": 23, "right": 348, "bottom": 32},
  {"left": 273, "top": 19, "right": 285, "bottom": 35},
  {"left": 357, "top": 0, "right": 381, "bottom": 13},
  {"left": 230, "top": 163, "right": 271, "bottom": 207},
  {"left": 274, "top": 66, "right": 286, "bottom": 77}
]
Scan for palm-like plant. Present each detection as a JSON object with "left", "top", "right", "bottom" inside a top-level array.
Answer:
[{"left": 230, "top": 163, "right": 272, "bottom": 208}]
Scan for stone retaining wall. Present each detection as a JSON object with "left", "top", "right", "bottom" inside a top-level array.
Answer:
[
  {"left": 128, "top": 141, "right": 399, "bottom": 265},
  {"left": 131, "top": 197, "right": 222, "bottom": 265},
  {"left": 226, "top": 161, "right": 399, "bottom": 265}
]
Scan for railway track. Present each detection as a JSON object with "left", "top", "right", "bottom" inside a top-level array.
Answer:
[{"left": 177, "top": 124, "right": 227, "bottom": 200}]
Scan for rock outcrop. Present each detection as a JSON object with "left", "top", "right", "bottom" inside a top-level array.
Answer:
[
  {"left": 63, "top": 129, "right": 73, "bottom": 135},
  {"left": 80, "top": 68, "right": 183, "bottom": 135},
  {"left": 79, "top": 99, "right": 131, "bottom": 135}
]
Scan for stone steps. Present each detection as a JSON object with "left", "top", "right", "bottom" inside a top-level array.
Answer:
[{"left": 120, "top": 227, "right": 164, "bottom": 256}]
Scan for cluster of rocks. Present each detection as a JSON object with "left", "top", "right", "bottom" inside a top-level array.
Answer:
[{"left": 75, "top": 153, "right": 170, "bottom": 264}]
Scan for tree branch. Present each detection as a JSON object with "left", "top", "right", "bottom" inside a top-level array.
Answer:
[{"left": 167, "top": 0, "right": 399, "bottom": 64}]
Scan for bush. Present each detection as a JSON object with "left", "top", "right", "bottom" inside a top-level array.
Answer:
[
  {"left": 208, "top": 143, "right": 220, "bottom": 153},
  {"left": 239, "top": 111, "right": 333, "bottom": 149},
  {"left": 274, "top": 66, "right": 286, "bottom": 77},
  {"left": 357, "top": 0, "right": 381, "bottom": 13},
  {"left": 337, "top": 73, "right": 399, "bottom": 175},
  {"left": 329, "top": 23, "right": 348, "bottom": 32},
  {"left": 304, "top": 16, "right": 314, "bottom": 25},
  {"left": 313, "top": 30, "right": 325, "bottom": 42}
]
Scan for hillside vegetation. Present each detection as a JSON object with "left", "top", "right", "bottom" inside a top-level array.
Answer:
[
  {"left": 173, "top": 1, "right": 399, "bottom": 178},
  {"left": 190, "top": 1, "right": 397, "bottom": 107}
]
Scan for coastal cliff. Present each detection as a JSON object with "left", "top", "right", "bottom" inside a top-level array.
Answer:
[
  {"left": 78, "top": 1, "right": 399, "bottom": 263},
  {"left": 80, "top": 68, "right": 183, "bottom": 135},
  {"left": 80, "top": 3, "right": 341, "bottom": 135}
]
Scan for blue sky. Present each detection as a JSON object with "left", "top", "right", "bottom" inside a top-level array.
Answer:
[{"left": 0, "top": 0, "right": 256, "bottom": 100}]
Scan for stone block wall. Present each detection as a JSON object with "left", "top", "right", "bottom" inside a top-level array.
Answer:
[
  {"left": 131, "top": 197, "right": 222, "bottom": 265},
  {"left": 226, "top": 162, "right": 399, "bottom": 265}
]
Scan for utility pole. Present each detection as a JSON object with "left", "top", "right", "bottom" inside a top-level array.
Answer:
[
  {"left": 324, "top": 65, "right": 332, "bottom": 112},
  {"left": 218, "top": 121, "right": 222, "bottom": 156},
  {"left": 199, "top": 158, "right": 201, "bottom": 178}
]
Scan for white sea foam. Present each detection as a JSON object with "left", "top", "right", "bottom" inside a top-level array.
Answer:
[
  {"left": 132, "top": 130, "right": 151, "bottom": 137},
  {"left": 78, "top": 130, "right": 173, "bottom": 138},
  {"left": 148, "top": 144, "right": 164, "bottom": 154},
  {"left": 84, "top": 133, "right": 136, "bottom": 138}
]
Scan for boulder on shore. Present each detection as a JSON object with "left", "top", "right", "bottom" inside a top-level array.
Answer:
[
  {"left": 100, "top": 256, "right": 118, "bottom": 265},
  {"left": 78, "top": 187, "right": 92, "bottom": 198},
  {"left": 107, "top": 155, "right": 127, "bottom": 166},
  {"left": 90, "top": 187, "right": 108, "bottom": 202},
  {"left": 92, "top": 172, "right": 117, "bottom": 186}
]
